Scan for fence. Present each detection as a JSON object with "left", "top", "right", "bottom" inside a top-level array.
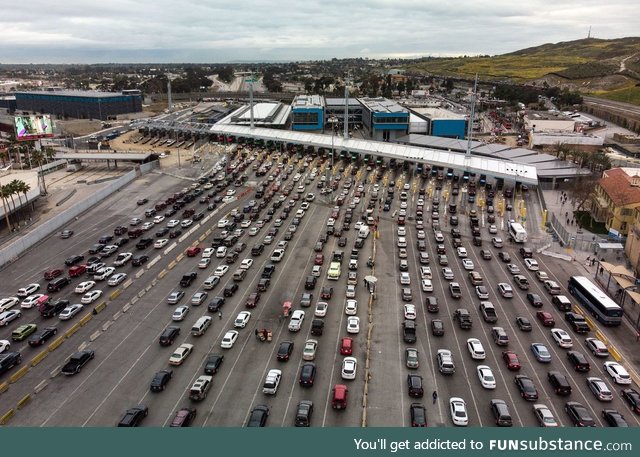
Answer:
[{"left": 0, "top": 167, "right": 142, "bottom": 269}]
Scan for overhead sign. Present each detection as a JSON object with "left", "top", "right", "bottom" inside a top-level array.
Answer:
[{"left": 14, "top": 115, "right": 54, "bottom": 142}]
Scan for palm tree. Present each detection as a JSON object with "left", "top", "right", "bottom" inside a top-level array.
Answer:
[
  {"left": 5, "top": 181, "right": 19, "bottom": 224},
  {"left": 10, "top": 180, "right": 24, "bottom": 217},
  {"left": 0, "top": 184, "right": 13, "bottom": 231},
  {"left": 19, "top": 181, "right": 31, "bottom": 216}
]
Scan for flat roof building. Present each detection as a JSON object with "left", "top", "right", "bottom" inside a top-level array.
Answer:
[
  {"left": 358, "top": 97, "right": 409, "bottom": 142},
  {"left": 524, "top": 110, "right": 576, "bottom": 133},
  {"left": 409, "top": 107, "right": 467, "bottom": 139},
  {"left": 217, "top": 102, "right": 291, "bottom": 128},
  {"left": 291, "top": 95, "right": 325, "bottom": 131}
]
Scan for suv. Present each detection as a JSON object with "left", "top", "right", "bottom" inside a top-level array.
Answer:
[
  {"left": 294, "top": 400, "right": 314, "bottom": 427},
  {"left": 454, "top": 308, "right": 472, "bottom": 329},
  {"left": 491, "top": 327, "right": 509, "bottom": 346},
  {"left": 179, "top": 272, "right": 197, "bottom": 287},
  {"left": 407, "top": 374, "right": 424, "bottom": 397},
  {"left": 117, "top": 406, "right": 148, "bottom": 427},
  {"left": 565, "top": 312, "right": 589, "bottom": 333},
  {"left": 548, "top": 371, "right": 572, "bottom": 396},
  {"left": 490, "top": 399, "right": 513, "bottom": 426},
  {"left": 305, "top": 276, "right": 317, "bottom": 290},
  {"left": 567, "top": 351, "right": 591, "bottom": 372},
  {"left": 402, "top": 320, "right": 416, "bottom": 343},
  {"left": 159, "top": 326, "right": 180, "bottom": 346},
  {"left": 0, "top": 352, "right": 22, "bottom": 376}
]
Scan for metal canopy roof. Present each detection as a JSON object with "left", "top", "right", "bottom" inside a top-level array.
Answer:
[
  {"left": 55, "top": 152, "right": 153, "bottom": 161},
  {"left": 211, "top": 124, "right": 538, "bottom": 185}
]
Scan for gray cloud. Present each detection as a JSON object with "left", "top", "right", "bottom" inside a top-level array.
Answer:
[{"left": 0, "top": 0, "right": 638, "bottom": 63}]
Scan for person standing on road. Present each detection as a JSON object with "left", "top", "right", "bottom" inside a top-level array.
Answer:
[
  {"left": 218, "top": 311, "right": 222, "bottom": 320},
  {"left": 432, "top": 391, "right": 437, "bottom": 404}
]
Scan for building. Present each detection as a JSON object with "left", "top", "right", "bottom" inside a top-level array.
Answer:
[
  {"left": 591, "top": 168, "right": 640, "bottom": 237},
  {"left": 290, "top": 95, "right": 325, "bottom": 131},
  {"left": 324, "top": 98, "right": 363, "bottom": 129},
  {"left": 625, "top": 208, "right": 640, "bottom": 275},
  {"left": 529, "top": 131, "right": 604, "bottom": 153},
  {"left": 358, "top": 97, "right": 409, "bottom": 142},
  {"left": 409, "top": 107, "right": 467, "bottom": 139},
  {"left": 217, "top": 102, "right": 290, "bottom": 129},
  {"left": 15, "top": 90, "right": 142, "bottom": 120},
  {"left": 523, "top": 110, "right": 576, "bottom": 133}
]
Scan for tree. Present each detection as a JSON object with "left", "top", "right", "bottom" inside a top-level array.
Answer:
[{"left": 0, "top": 184, "right": 13, "bottom": 231}]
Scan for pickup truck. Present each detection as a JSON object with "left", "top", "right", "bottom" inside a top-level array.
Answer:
[
  {"left": 332, "top": 251, "right": 344, "bottom": 263},
  {"left": 61, "top": 349, "right": 95, "bottom": 375},
  {"left": 479, "top": 302, "right": 498, "bottom": 323},
  {"left": 402, "top": 320, "right": 416, "bottom": 343},
  {"left": 565, "top": 312, "right": 590, "bottom": 334},
  {"left": 179, "top": 272, "right": 197, "bottom": 287},
  {"left": 454, "top": 309, "right": 473, "bottom": 329},
  {"left": 0, "top": 352, "right": 22, "bottom": 376}
]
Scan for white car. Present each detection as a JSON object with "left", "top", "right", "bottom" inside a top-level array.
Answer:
[
  {"left": 249, "top": 227, "right": 260, "bottom": 236},
  {"left": 172, "top": 305, "right": 190, "bottom": 321},
  {"left": 81, "top": 290, "right": 103, "bottom": 304},
  {"left": 130, "top": 217, "right": 142, "bottom": 226},
  {"left": 449, "top": 397, "right": 468, "bottom": 426},
  {"left": 0, "top": 310, "right": 21, "bottom": 326},
  {"left": 75, "top": 281, "right": 96, "bottom": 294},
  {"left": 288, "top": 310, "right": 305, "bottom": 332},
  {"left": 315, "top": 301, "right": 328, "bottom": 317},
  {"left": 400, "top": 272, "right": 411, "bottom": 285},
  {"left": 417, "top": 230, "right": 426, "bottom": 240},
  {"left": 214, "top": 265, "right": 229, "bottom": 277},
  {"left": 476, "top": 365, "right": 496, "bottom": 389},
  {"left": 221, "top": 330, "right": 239, "bottom": 348},
  {"left": 59, "top": 304, "right": 84, "bottom": 321},
  {"left": 240, "top": 220, "right": 252, "bottom": 228},
  {"left": 345, "top": 299, "right": 357, "bottom": 315},
  {"left": 234, "top": 311, "right": 252, "bottom": 328},
  {"left": 216, "top": 246, "right": 227, "bottom": 258},
  {"left": 442, "top": 268, "right": 454, "bottom": 280},
  {"left": 397, "top": 237, "right": 407, "bottom": 248},
  {"left": 94, "top": 267, "right": 115, "bottom": 281},
  {"left": 533, "top": 404, "right": 558, "bottom": 427},
  {"left": 169, "top": 343, "right": 194, "bottom": 365},
  {"left": 302, "top": 339, "right": 318, "bottom": 361},
  {"left": 345, "top": 285, "right": 356, "bottom": 298},
  {"left": 17, "top": 283, "right": 40, "bottom": 298},
  {"left": 141, "top": 222, "right": 154, "bottom": 231},
  {"left": 535, "top": 271, "right": 549, "bottom": 282},
  {"left": 525, "top": 258, "right": 539, "bottom": 271},
  {"left": 404, "top": 304, "right": 417, "bottom": 320},
  {"left": 421, "top": 279, "right": 433, "bottom": 292},
  {"left": 202, "top": 248, "right": 215, "bottom": 258},
  {"left": 341, "top": 357, "right": 357, "bottom": 380},
  {"left": 492, "top": 237, "right": 503, "bottom": 248},
  {"left": 498, "top": 283, "right": 514, "bottom": 298},
  {"left": 108, "top": 273, "right": 127, "bottom": 286},
  {"left": 397, "top": 227, "right": 406, "bottom": 236},
  {"left": 434, "top": 232, "right": 445, "bottom": 243},
  {"left": 466, "top": 338, "right": 486, "bottom": 360},
  {"left": 462, "top": 259, "right": 474, "bottom": 270},
  {"left": 153, "top": 215, "right": 165, "bottom": 224},
  {"left": 0, "top": 297, "right": 19, "bottom": 312},
  {"left": 217, "top": 218, "right": 229, "bottom": 228},
  {"left": 154, "top": 238, "right": 169, "bottom": 249},
  {"left": 0, "top": 339, "right": 10, "bottom": 353},
  {"left": 603, "top": 361, "right": 632, "bottom": 385},
  {"left": 475, "top": 286, "right": 489, "bottom": 299},
  {"left": 456, "top": 247, "right": 467, "bottom": 258},
  {"left": 180, "top": 219, "right": 193, "bottom": 228},
  {"left": 420, "top": 266, "right": 432, "bottom": 279},
  {"left": 240, "top": 259, "right": 253, "bottom": 270},
  {"left": 550, "top": 328, "right": 573, "bottom": 348},
  {"left": 198, "top": 258, "right": 211, "bottom": 269},
  {"left": 113, "top": 252, "right": 132, "bottom": 266},
  {"left": 20, "top": 294, "right": 45, "bottom": 309},
  {"left": 506, "top": 264, "right": 521, "bottom": 274},
  {"left": 488, "top": 225, "right": 498, "bottom": 234},
  {"left": 347, "top": 316, "right": 360, "bottom": 334},
  {"left": 270, "top": 249, "right": 285, "bottom": 262},
  {"left": 167, "top": 219, "right": 180, "bottom": 228}
]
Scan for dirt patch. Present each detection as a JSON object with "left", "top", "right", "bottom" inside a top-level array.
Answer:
[{"left": 56, "top": 119, "right": 102, "bottom": 137}]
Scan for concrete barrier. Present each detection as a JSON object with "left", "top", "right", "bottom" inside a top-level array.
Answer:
[
  {"left": 79, "top": 312, "right": 93, "bottom": 326},
  {"left": 30, "top": 350, "right": 48, "bottom": 367},
  {"left": 199, "top": 233, "right": 207, "bottom": 242},
  {"left": 176, "top": 253, "right": 185, "bottom": 262},
  {"left": 113, "top": 311, "right": 122, "bottom": 321},
  {"left": 151, "top": 278, "right": 158, "bottom": 287},
  {"left": 122, "top": 304, "right": 132, "bottom": 313},
  {"left": 0, "top": 409, "right": 15, "bottom": 425},
  {"left": 157, "top": 269, "right": 167, "bottom": 279},
  {"left": 137, "top": 290, "right": 145, "bottom": 298},
  {"left": 48, "top": 336, "right": 66, "bottom": 352},
  {"left": 135, "top": 268, "right": 145, "bottom": 278},
  {"left": 16, "top": 393, "right": 31, "bottom": 409},
  {"left": 596, "top": 330, "right": 609, "bottom": 344},
  {"left": 147, "top": 255, "right": 161, "bottom": 269},
  {"left": 609, "top": 346, "right": 622, "bottom": 362},
  {"left": 93, "top": 301, "right": 107, "bottom": 314},
  {"left": 205, "top": 228, "right": 212, "bottom": 236},
  {"left": 34, "top": 379, "right": 48, "bottom": 394},
  {"left": 50, "top": 366, "right": 61, "bottom": 378},
  {"left": 90, "top": 330, "right": 101, "bottom": 342},
  {"left": 0, "top": 382, "right": 8, "bottom": 394},
  {"left": 167, "top": 260, "right": 176, "bottom": 270},
  {"left": 65, "top": 322, "right": 82, "bottom": 338},
  {"left": 109, "top": 289, "right": 121, "bottom": 301},
  {"left": 102, "top": 321, "right": 112, "bottom": 332},
  {"left": 78, "top": 341, "right": 87, "bottom": 352},
  {"left": 164, "top": 243, "right": 177, "bottom": 255},
  {"left": 145, "top": 284, "right": 152, "bottom": 292},
  {"left": 131, "top": 296, "right": 138, "bottom": 305},
  {"left": 122, "top": 278, "right": 133, "bottom": 289},
  {"left": 9, "top": 365, "right": 29, "bottom": 384}
]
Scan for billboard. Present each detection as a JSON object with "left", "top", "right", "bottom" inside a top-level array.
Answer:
[{"left": 14, "top": 115, "right": 54, "bottom": 141}]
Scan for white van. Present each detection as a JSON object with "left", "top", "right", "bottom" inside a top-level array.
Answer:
[
  {"left": 358, "top": 226, "right": 370, "bottom": 239},
  {"left": 191, "top": 316, "right": 213, "bottom": 336}
]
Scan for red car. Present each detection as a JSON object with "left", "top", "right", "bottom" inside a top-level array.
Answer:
[
  {"left": 502, "top": 351, "right": 521, "bottom": 371},
  {"left": 186, "top": 246, "right": 201, "bottom": 257},
  {"left": 398, "top": 216, "right": 406, "bottom": 226},
  {"left": 536, "top": 311, "right": 555, "bottom": 327},
  {"left": 68, "top": 264, "right": 86, "bottom": 278},
  {"left": 340, "top": 337, "right": 353, "bottom": 356},
  {"left": 44, "top": 268, "right": 64, "bottom": 280},
  {"left": 320, "top": 286, "right": 333, "bottom": 299},
  {"left": 314, "top": 254, "right": 324, "bottom": 265}
]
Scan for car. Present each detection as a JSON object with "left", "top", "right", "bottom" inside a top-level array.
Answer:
[
  {"left": 475, "top": 285, "right": 489, "bottom": 299},
  {"left": 533, "top": 404, "right": 558, "bottom": 427},
  {"left": 420, "top": 278, "right": 433, "bottom": 292},
  {"left": 81, "top": 290, "right": 103, "bottom": 304},
  {"left": 169, "top": 229, "right": 182, "bottom": 239},
  {"left": 108, "top": 273, "right": 127, "bottom": 286},
  {"left": 567, "top": 350, "right": 591, "bottom": 372},
  {"left": 64, "top": 255, "right": 85, "bottom": 266},
  {"left": 515, "top": 316, "right": 532, "bottom": 331},
  {"left": 526, "top": 293, "right": 543, "bottom": 308},
  {"left": 11, "top": 323, "right": 37, "bottom": 341},
  {"left": 170, "top": 408, "right": 197, "bottom": 427},
  {"left": 60, "top": 229, "right": 74, "bottom": 239},
  {"left": 498, "top": 252, "right": 511, "bottom": 263},
  {"left": 276, "top": 341, "right": 294, "bottom": 362},
  {"left": 515, "top": 375, "right": 539, "bottom": 401},
  {"left": 407, "top": 374, "right": 424, "bottom": 397},
  {"left": 442, "top": 267, "right": 454, "bottom": 280},
  {"left": 345, "top": 284, "right": 356, "bottom": 298},
  {"left": 61, "top": 349, "right": 95, "bottom": 375},
  {"left": 467, "top": 338, "right": 485, "bottom": 360},
  {"left": 400, "top": 272, "right": 411, "bottom": 285},
  {"left": 150, "top": 369, "right": 173, "bottom": 392},
  {"left": 246, "top": 405, "right": 270, "bottom": 427},
  {"left": 262, "top": 369, "right": 282, "bottom": 395},
  {"left": 536, "top": 311, "right": 555, "bottom": 327},
  {"left": 477, "top": 365, "right": 497, "bottom": 389},
  {"left": 621, "top": 388, "right": 640, "bottom": 414},
  {"left": 404, "top": 304, "right": 417, "bottom": 320},
  {"left": 169, "top": 343, "right": 194, "bottom": 365},
  {"left": 159, "top": 326, "right": 180, "bottom": 346},
  {"left": 180, "top": 219, "right": 193, "bottom": 228},
  {"left": 58, "top": 304, "right": 83, "bottom": 321},
  {"left": 131, "top": 254, "right": 149, "bottom": 266},
  {"left": 535, "top": 271, "right": 550, "bottom": 282},
  {"left": 587, "top": 377, "right": 613, "bottom": 401},
  {"left": 208, "top": 296, "right": 225, "bottom": 313},
  {"left": 214, "top": 265, "right": 229, "bottom": 277},
  {"left": 497, "top": 283, "right": 513, "bottom": 298},
  {"left": 204, "top": 354, "right": 224, "bottom": 375},
  {"left": 154, "top": 238, "right": 169, "bottom": 249},
  {"left": 488, "top": 225, "right": 497, "bottom": 234},
  {"left": 240, "top": 258, "right": 253, "bottom": 270},
  {"left": 603, "top": 361, "right": 632, "bottom": 385},
  {"left": 602, "top": 409, "right": 629, "bottom": 427},
  {"left": 551, "top": 328, "right": 573, "bottom": 348},
  {"left": 197, "top": 258, "right": 211, "bottom": 269},
  {"left": 420, "top": 266, "right": 432, "bottom": 279},
  {"left": 191, "top": 292, "right": 208, "bottom": 306},
  {"left": 27, "top": 326, "right": 57, "bottom": 347},
  {"left": 118, "top": 406, "right": 148, "bottom": 427},
  {"left": 94, "top": 267, "right": 115, "bottom": 281},
  {"left": 347, "top": 316, "right": 360, "bottom": 334},
  {"left": 461, "top": 259, "right": 474, "bottom": 270},
  {"left": 167, "top": 290, "right": 185, "bottom": 305},
  {"left": 172, "top": 305, "right": 190, "bottom": 321},
  {"left": 524, "top": 258, "right": 539, "bottom": 271},
  {"left": 502, "top": 351, "right": 521, "bottom": 371},
  {"left": 288, "top": 310, "right": 305, "bottom": 331},
  {"left": 220, "top": 329, "right": 240, "bottom": 349},
  {"left": 320, "top": 286, "right": 333, "bottom": 299},
  {"left": 449, "top": 397, "right": 468, "bottom": 426},
  {"left": 74, "top": 281, "right": 96, "bottom": 294},
  {"left": 20, "top": 294, "right": 45, "bottom": 309},
  {"left": 167, "top": 219, "right": 180, "bottom": 228},
  {"left": 311, "top": 301, "right": 327, "bottom": 317},
  {"left": 530, "top": 343, "right": 552, "bottom": 363},
  {"left": 299, "top": 362, "right": 317, "bottom": 387},
  {"left": 341, "top": 357, "right": 357, "bottom": 380},
  {"left": 234, "top": 311, "right": 252, "bottom": 328},
  {"left": 565, "top": 401, "right": 596, "bottom": 427},
  {"left": 302, "top": 339, "right": 318, "bottom": 361},
  {"left": 585, "top": 337, "right": 610, "bottom": 357},
  {"left": 0, "top": 340, "right": 10, "bottom": 354},
  {"left": 141, "top": 222, "right": 154, "bottom": 231},
  {"left": 0, "top": 297, "right": 19, "bottom": 312},
  {"left": 17, "top": 283, "right": 40, "bottom": 298}
]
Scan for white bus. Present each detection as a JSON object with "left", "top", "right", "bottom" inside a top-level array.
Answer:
[
  {"left": 327, "top": 262, "right": 341, "bottom": 280},
  {"left": 508, "top": 221, "right": 527, "bottom": 243},
  {"left": 568, "top": 276, "right": 622, "bottom": 326}
]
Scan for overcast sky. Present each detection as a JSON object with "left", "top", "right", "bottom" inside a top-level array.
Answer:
[{"left": 1, "top": 0, "right": 638, "bottom": 64}]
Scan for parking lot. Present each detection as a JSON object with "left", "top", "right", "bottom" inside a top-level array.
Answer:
[{"left": 0, "top": 145, "right": 639, "bottom": 427}]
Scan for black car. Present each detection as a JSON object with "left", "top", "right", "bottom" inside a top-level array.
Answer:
[
  {"left": 251, "top": 243, "right": 265, "bottom": 256},
  {"left": 61, "top": 350, "right": 95, "bottom": 375},
  {"left": 515, "top": 316, "right": 532, "bottom": 332},
  {"left": 515, "top": 375, "right": 538, "bottom": 401},
  {"left": 547, "top": 371, "right": 572, "bottom": 396},
  {"left": 180, "top": 272, "right": 198, "bottom": 287},
  {"left": 567, "top": 351, "right": 591, "bottom": 372},
  {"left": 294, "top": 400, "right": 314, "bottom": 427},
  {"left": 246, "top": 405, "right": 269, "bottom": 427},
  {"left": 407, "top": 374, "right": 424, "bottom": 398},
  {"left": 170, "top": 408, "right": 197, "bottom": 427},
  {"left": 150, "top": 369, "right": 173, "bottom": 392},
  {"left": 208, "top": 297, "right": 225, "bottom": 313},
  {"left": 114, "top": 237, "right": 129, "bottom": 246},
  {"left": 40, "top": 299, "right": 68, "bottom": 318},
  {"left": 98, "top": 235, "right": 114, "bottom": 244},
  {"left": 118, "top": 405, "right": 148, "bottom": 427},
  {"left": 223, "top": 283, "right": 238, "bottom": 297},
  {"left": 621, "top": 388, "right": 640, "bottom": 414},
  {"left": 602, "top": 409, "right": 629, "bottom": 427},
  {"left": 204, "top": 354, "right": 224, "bottom": 375},
  {"left": 159, "top": 326, "right": 180, "bottom": 346},
  {"left": 526, "top": 293, "right": 543, "bottom": 308},
  {"left": 169, "top": 229, "right": 183, "bottom": 239},
  {"left": 64, "top": 255, "right": 85, "bottom": 266},
  {"left": 410, "top": 403, "right": 427, "bottom": 427},
  {"left": 137, "top": 198, "right": 149, "bottom": 205},
  {"left": 564, "top": 401, "right": 595, "bottom": 427},
  {"left": 299, "top": 362, "right": 316, "bottom": 387},
  {"left": 430, "top": 319, "right": 444, "bottom": 336},
  {"left": 136, "top": 238, "right": 153, "bottom": 249},
  {"left": 28, "top": 326, "right": 58, "bottom": 347},
  {"left": 131, "top": 255, "right": 149, "bottom": 266},
  {"left": 277, "top": 341, "right": 294, "bottom": 361},
  {"left": 498, "top": 252, "right": 511, "bottom": 263},
  {"left": 155, "top": 227, "right": 170, "bottom": 237},
  {"left": 0, "top": 352, "right": 22, "bottom": 376},
  {"left": 305, "top": 275, "right": 317, "bottom": 290}
]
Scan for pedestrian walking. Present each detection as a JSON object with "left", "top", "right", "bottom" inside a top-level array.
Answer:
[
  {"left": 432, "top": 391, "right": 438, "bottom": 404},
  {"left": 218, "top": 311, "right": 222, "bottom": 320}
]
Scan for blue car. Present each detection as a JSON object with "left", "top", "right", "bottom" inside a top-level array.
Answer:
[{"left": 531, "top": 343, "right": 552, "bottom": 363}]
